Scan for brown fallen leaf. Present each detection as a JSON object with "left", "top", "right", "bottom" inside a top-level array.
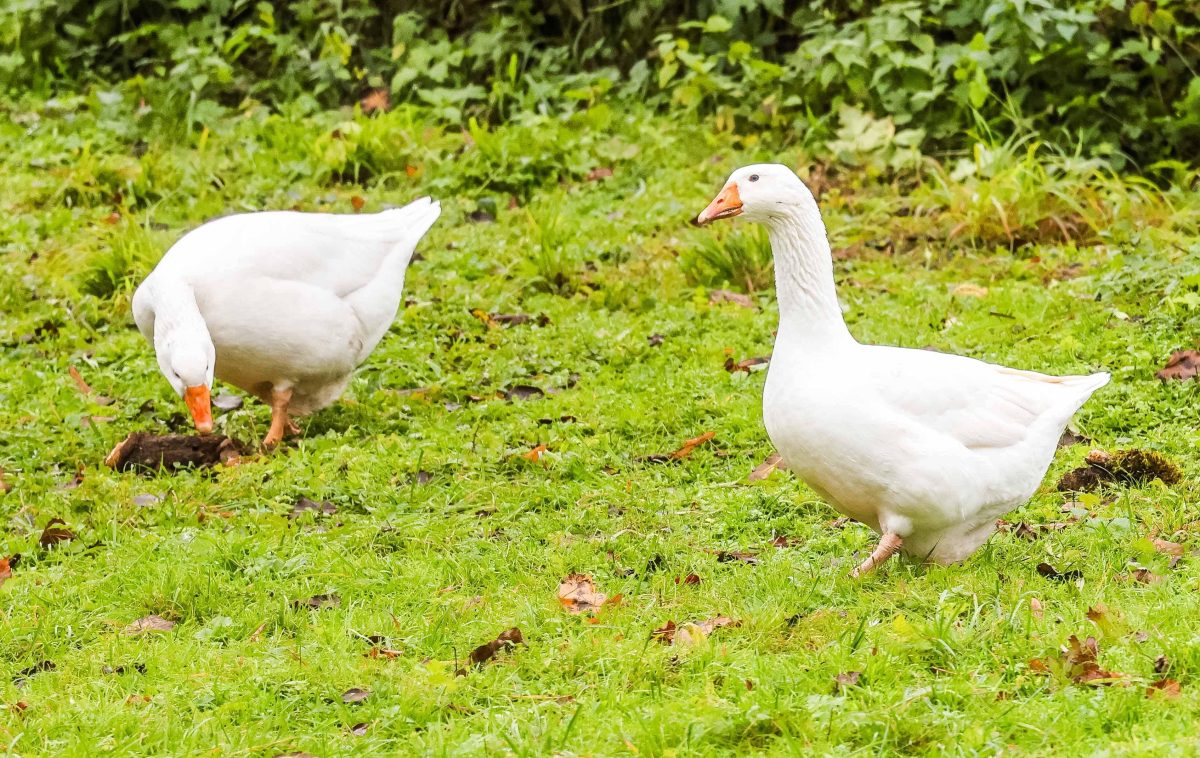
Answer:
[
  {"left": 1000, "top": 521, "right": 1073, "bottom": 540},
  {"left": 951, "top": 283, "right": 988, "bottom": 298},
  {"left": 0, "top": 557, "right": 11, "bottom": 589},
  {"left": 723, "top": 355, "right": 770, "bottom": 373},
  {"left": 770, "top": 536, "right": 801, "bottom": 548},
  {"left": 650, "top": 620, "right": 677, "bottom": 643},
  {"left": 341, "top": 688, "right": 370, "bottom": 704},
  {"left": 105, "top": 432, "right": 244, "bottom": 472},
  {"left": 502, "top": 385, "right": 544, "bottom": 401},
  {"left": 653, "top": 616, "right": 739, "bottom": 646},
  {"left": 834, "top": 671, "right": 862, "bottom": 691},
  {"left": 521, "top": 444, "right": 549, "bottom": 463},
  {"left": 360, "top": 88, "right": 390, "bottom": 114},
  {"left": 1030, "top": 597, "right": 1044, "bottom": 620},
  {"left": 290, "top": 497, "right": 336, "bottom": 519},
  {"left": 350, "top": 195, "right": 365, "bottom": 212},
  {"left": 1147, "top": 678, "right": 1182, "bottom": 699},
  {"left": 294, "top": 593, "right": 341, "bottom": 610},
  {"left": 350, "top": 722, "right": 370, "bottom": 735},
  {"left": 1129, "top": 568, "right": 1163, "bottom": 585},
  {"left": 365, "top": 646, "right": 404, "bottom": 660},
  {"left": 586, "top": 167, "right": 614, "bottom": 181},
  {"left": 461, "top": 627, "right": 524, "bottom": 673},
  {"left": 0, "top": 467, "right": 11, "bottom": 495},
  {"left": 749, "top": 452, "right": 785, "bottom": 482},
  {"left": 1152, "top": 538, "right": 1185, "bottom": 557},
  {"left": 1155, "top": 350, "right": 1200, "bottom": 381},
  {"left": 1063, "top": 634, "right": 1125, "bottom": 685},
  {"left": 68, "top": 364, "right": 113, "bottom": 405},
  {"left": 1036, "top": 562, "right": 1083, "bottom": 582},
  {"left": 124, "top": 615, "right": 175, "bottom": 635},
  {"left": 557, "top": 574, "right": 607, "bottom": 614},
  {"left": 708, "top": 289, "right": 755, "bottom": 309},
  {"left": 675, "top": 573, "right": 701, "bottom": 585},
  {"left": 706, "top": 548, "right": 759, "bottom": 564},
  {"left": 639, "top": 431, "right": 718, "bottom": 464},
  {"left": 39, "top": 518, "right": 76, "bottom": 549},
  {"left": 1057, "top": 429, "right": 1091, "bottom": 448}
]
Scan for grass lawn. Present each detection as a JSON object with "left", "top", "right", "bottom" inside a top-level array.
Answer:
[{"left": 2, "top": 98, "right": 1200, "bottom": 756}]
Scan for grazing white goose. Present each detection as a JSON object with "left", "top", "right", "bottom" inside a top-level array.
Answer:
[
  {"left": 133, "top": 197, "right": 440, "bottom": 447},
  {"left": 697, "top": 165, "right": 1108, "bottom": 575}
]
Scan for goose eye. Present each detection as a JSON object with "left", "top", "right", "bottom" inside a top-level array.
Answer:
[{"left": 749, "top": 174, "right": 760, "bottom": 182}]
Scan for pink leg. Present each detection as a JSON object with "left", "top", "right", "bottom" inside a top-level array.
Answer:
[
  {"left": 850, "top": 533, "right": 903, "bottom": 578},
  {"left": 262, "top": 387, "right": 293, "bottom": 449}
]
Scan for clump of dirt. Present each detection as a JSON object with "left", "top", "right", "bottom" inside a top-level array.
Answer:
[
  {"left": 1057, "top": 448, "right": 1182, "bottom": 492},
  {"left": 104, "top": 432, "right": 244, "bottom": 473}
]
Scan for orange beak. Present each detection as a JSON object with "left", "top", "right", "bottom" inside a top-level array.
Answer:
[
  {"left": 184, "top": 385, "right": 213, "bottom": 433},
  {"left": 697, "top": 182, "right": 743, "bottom": 225}
]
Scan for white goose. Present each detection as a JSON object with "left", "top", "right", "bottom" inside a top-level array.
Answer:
[
  {"left": 697, "top": 165, "right": 1108, "bottom": 576},
  {"left": 132, "top": 197, "right": 440, "bottom": 447}
]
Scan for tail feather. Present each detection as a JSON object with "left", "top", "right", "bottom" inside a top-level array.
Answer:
[{"left": 343, "top": 196, "right": 440, "bottom": 361}]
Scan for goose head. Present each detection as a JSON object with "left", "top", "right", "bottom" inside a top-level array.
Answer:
[
  {"left": 155, "top": 330, "right": 215, "bottom": 433},
  {"left": 696, "top": 164, "right": 813, "bottom": 225}
]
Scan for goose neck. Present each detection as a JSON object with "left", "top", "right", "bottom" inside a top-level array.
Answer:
[{"left": 766, "top": 207, "right": 853, "bottom": 348}]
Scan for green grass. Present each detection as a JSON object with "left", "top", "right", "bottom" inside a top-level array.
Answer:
[{"left": 2, "top": 95, "right": 1200, "bottom": 756}]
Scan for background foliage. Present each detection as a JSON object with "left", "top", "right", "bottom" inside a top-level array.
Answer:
[{"left": 3, "top": 0, "right": 1198, "bottom": 168}]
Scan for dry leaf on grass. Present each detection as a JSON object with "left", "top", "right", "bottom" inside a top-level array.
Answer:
[
  {"left": 708, "top": 289, "right": 755, "bottom": 309},
  {"left": 641, "top": 431, "right": 717, "bottom": 463},
  {"left": 705, "top": 548, "right": 759, "bottom": 564},
  {"left": 557, "top": 574, "right": 608, "bottom": 614},
  {"left": 39, "top": 518, "right": 76, "bottom": 549},
  {"left": 294, "top": 593, "right": 341, "bottom": 610},
  {"left": 290, "top": 497, "right": 336, "bottom": 519},
  {"left": 68, "top": 364, "right": 114, "bottom": 405},
  {"left": 651, "top": 616, "right": 739, "bottom": 646},
  {"left": 834, "top": 671, "right": 862, "bottom": 691},
  {"left": 1036, "top": 562, "right": 1083, "bottom": 582},
  {"left": 1057, "top": 429, "right": 1091, "bottom": 448},
  {"left": 1147, "top": 678, "right": 1182, "bottom": 699},
  {"left": 360, "top": 88, "right": 389, "bottom": 114},
  {"left": 460, "top": 627, "right": 524, "bottom": 674},
  {"left": 501, "top": 385, "right": 545, "bottom": 401},
  {"left": 1030, "top": 598, "right": 1044, "bottom": 620},
  {"left": 586, "top": 167, "right": 614, "bottom": 181},
  {"left": 1151, "top": 538, "right": 1185, "bottom": 557},
  {"left": 724, "top": 355, "right": 770, "bottom": 373},
  {"left": 951, "top": 283, "right": 988, "bottom": 298},
  {"left": 521, "top": 444, "right": 549, "bottom": 463},
  {"left": 749, "top": 452, "right": 785, "bottom": 481},
  {"left": 1057, "top": 635, "right": 1125, "bottom": 685},
  {"left": 341, "top": 688, "right": 370, "bottom": 704},
  {"left": 1155, "top": 350, "right": 1200, "bottom": 381},
  {"left": 124, "top": 615, "right": 175, "bottom": 635},
  {"left": 0, "top": 468, "right": 11, "bottom": 495}
]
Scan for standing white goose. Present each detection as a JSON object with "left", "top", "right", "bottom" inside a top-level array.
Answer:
[
  {"left": 697, "top": 165, "right": 1108, "bottom": 575},
  {"left": 132, "top": 197, "right": 440, "bottom": 448}
]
